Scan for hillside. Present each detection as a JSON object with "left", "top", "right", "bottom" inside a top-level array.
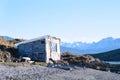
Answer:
[
  {"left": 0, "top": 36, "right": 24, "bottom": 62},
  {"left": 91, "top": 49, "right": 120, "bottom": 61}
]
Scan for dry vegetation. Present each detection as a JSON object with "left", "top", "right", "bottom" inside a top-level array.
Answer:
[
  {"left": 61, "top": 52, "right": 110, "bottom": 70},
  {"left": 0, "top": 36, "right": 23, "bottom": 62}
]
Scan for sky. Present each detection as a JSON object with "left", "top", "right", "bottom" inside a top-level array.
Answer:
[{"left": 0, "top": 0, "right": 120, "bottom": 43}]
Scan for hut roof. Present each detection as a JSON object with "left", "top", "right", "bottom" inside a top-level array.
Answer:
[{"left": 16, "top": 35, "right": 60, "bottom": 46}]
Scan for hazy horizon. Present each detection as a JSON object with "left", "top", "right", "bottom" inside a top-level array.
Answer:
[{"left": 0, "top": 0, "right": 120, "bottom": 42}]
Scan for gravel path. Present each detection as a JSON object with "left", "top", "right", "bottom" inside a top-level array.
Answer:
[{"left": 0, "top": 64, "right": 120, "bottom": 80}]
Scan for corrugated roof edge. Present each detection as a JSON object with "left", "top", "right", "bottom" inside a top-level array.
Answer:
[{"left": 16, "top": 35, "right": 60, "bottom": 46}]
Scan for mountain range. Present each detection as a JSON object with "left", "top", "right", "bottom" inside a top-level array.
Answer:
[{"left": 61, "top": 37, "right": 120, "bottom": 54}]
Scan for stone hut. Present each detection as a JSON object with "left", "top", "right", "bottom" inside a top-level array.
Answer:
[{"left": 18, "top": 35, "right": 61, "bottom": 63}]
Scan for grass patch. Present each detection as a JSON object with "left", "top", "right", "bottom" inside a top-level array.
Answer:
[
  {"left": 33, "top": 62, "right": 47, "bottom": 66},
  {"left": 6, "top": 62, "right": 17, "bottom": 67}
]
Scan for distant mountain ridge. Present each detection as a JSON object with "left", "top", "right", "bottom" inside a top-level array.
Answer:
[{"left": 61, "top": 37, "right": 120, "bottom": 54}]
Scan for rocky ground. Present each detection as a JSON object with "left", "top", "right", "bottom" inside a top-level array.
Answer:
[{"left": 0, "top": 64, "right": 120, "bottom": 80}]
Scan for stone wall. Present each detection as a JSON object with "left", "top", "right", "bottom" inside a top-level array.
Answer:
[
  {"left": 18, "top": 36, "right": 61, "bottom": 63},
  {"left": 18, "top": 39, "right": 46, "bottom": 62}
]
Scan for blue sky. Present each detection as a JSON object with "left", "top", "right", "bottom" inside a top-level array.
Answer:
[{"left": 0, "top": 0, "right": 120, "bottom": 42}]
